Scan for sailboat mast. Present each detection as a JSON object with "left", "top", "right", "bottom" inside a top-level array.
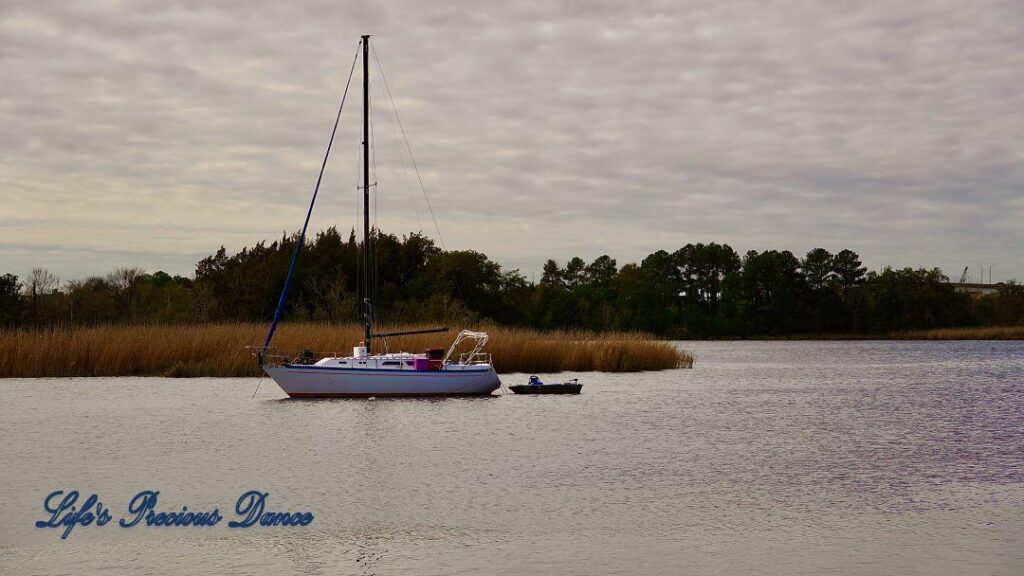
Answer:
[{"left": 361, "top": 34, "right": 372, "bottom": 353}]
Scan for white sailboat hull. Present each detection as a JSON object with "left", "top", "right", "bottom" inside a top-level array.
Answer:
[{"left": 264, "top": 364, "right": 501, "bottom": 398}]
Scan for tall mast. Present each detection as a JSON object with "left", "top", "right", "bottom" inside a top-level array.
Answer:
[{"left": 361, "top": 34, "right": 372, "bottom": 353}]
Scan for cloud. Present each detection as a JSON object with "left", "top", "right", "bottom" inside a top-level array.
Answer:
[{"left": 1, "top": 0, "right": 1022, "bottom": 283}]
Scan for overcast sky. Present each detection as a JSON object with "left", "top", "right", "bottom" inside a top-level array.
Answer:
[{"left": 2, "top": 0, "right": 1022, "bottom": 284}]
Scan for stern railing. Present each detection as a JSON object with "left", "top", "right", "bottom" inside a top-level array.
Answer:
[{"left": 458, "top": 351, "right": 492, "bottom": 366}]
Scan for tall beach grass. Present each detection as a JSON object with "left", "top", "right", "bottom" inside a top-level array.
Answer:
[
  {"left": 0, "top": 323, "right": 693, "bottom": 378},
  {"left": 890, "top": 325, "right": 1024, "bottom": 340}
]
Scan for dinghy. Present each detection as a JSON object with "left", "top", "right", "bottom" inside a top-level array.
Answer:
[{"left": 509, "top": 376, "right": 583, "bottom": 395}]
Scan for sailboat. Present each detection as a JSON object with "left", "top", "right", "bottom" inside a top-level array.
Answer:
[{"left": 257, "top": 35, "right": 500, "bottom": 398}]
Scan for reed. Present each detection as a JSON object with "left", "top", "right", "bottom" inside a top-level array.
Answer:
[
  {"left": 0, "top": 323, "right": 693, "bottom": 378},
  {"left": 890, "top": 325, "right": 1024, "bottom": 340}
]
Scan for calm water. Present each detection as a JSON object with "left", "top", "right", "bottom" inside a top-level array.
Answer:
[{"left": 1, "top": 341, "right": 1022, "bottom": 575}]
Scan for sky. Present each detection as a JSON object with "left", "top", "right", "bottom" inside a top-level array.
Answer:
[{"left": 1, "top": 0, "right": 1022, "bottom": 285}]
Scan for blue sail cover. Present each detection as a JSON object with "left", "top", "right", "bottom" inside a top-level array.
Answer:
[{"left": 261, "top": 43, "right": 361, "bottom": 357}]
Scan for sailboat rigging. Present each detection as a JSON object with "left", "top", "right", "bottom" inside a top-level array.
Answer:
[{"left": 256, "top": 35, "right": 500, "bottom": 398}]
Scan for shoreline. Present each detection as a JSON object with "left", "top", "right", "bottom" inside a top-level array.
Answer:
[{"left": 678, "top": 326, "right": 1024, "bottom": 341}]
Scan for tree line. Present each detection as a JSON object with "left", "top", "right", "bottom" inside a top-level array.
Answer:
[{"left": 2, "top": 228, "right": 1021, "bottom": 337}]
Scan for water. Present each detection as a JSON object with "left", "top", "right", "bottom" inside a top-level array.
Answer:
[{"left": 1, "top": 340, "right": 1022, "bottom": 575}]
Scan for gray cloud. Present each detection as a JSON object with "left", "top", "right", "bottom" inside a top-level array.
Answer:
[{"left": 1, "top": 0, "right": 1021, "bottom": 284}]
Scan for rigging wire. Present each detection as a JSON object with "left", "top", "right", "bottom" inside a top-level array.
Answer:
[
  {"left": 372, "top": 43, "right": 474, "bottom": 325},
  {"left": 260, "top": 40, "right": 361, "bottom": 355},
  {"left": 250, "top": 374, "right": 265, "bottom": 400},
  {"left": 369, "top": 81, "right": 385, "bottom": 348},
  {"left": 371, "top": 43, "right": 448, "bottom": 251},
  {"left": 370, "top": 50, "right": 426, "bottom": 347},
  {"left": 385, "top": 114, "right": 424, "bottom": 230},
  {"left": 374, "top": 60, "right": 424, "bottom": 232}
]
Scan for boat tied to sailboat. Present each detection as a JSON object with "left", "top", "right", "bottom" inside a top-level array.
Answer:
[{"left": 255, "top": 35, "right": 500, "bottom": 398}]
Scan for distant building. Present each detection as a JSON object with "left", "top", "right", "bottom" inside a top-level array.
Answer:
[{"left": 950, "top": 282, "right": 1002, "bottom": 297}]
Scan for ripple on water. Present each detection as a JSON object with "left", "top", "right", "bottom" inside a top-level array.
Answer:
[{"left": 1, "top": 340, "right": 1022, "bottom": 575}]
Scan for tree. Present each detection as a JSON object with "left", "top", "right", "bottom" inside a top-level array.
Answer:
[
  {"left": 801, "top": 248, "right": 833, "bottom": 290},
  {"left": 106, "top": 267, "right": 145, "bottom": 319},
  {"left": 832, "top": 249, "right": 866, "bottom": 289},
  {"left": 675, "top": 241, "right": 741, "bottom": 336},
  {"left": 585, "top": 255, "right": 618, "bottom": 287},
  {"left": 989, "top": 281, "right": 1024, "bottom": 326},
  {"left": 800, "top": 248, "right": 854, "bottom": 332},
  {"left": 10, "top": 230, "right": 1015, "bottom": 336},
  {"left": 728, "top": 250, "right": 806, "bottom": 335},
  {"left": 674, "top": 243, "right": 740, "bottom": 313},
  {"left": 562, "top": 257, "right": 586, "bottom": 288},
  {"left": 611, "top": 255, "right": 684, "bottom": 334},
  {"left": 25, "top": 268, "right": 60, "bottom": 295},
  {"left": 417, "top": 250, "right": 505, "bottom": 322},
  {"left": 861, "top": 267, "right": 967, "bottom": 331},
  {"left": 540, "top": 259, "right": 564, "bottom": 287},
  {"left": 639, "top": 250, "right": 682, "bottom": 307},
  {"left": 0, "top": 274, "right": 22, "bottom": 326},
  {"left": 65, "top": 277, "right": 119, "bottom": 325},
  {"left": 24, "top": 268, "right": 60, "bottom": 326}
]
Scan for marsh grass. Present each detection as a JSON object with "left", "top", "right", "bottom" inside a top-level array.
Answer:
[
  {"left": 890, "top": 325, "right": 1024, "bottom": 340},
  {"left": 0, "top": 323, "right": 693, "bottom": 378}
]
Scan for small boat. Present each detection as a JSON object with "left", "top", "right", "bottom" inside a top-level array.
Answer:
[{"left": 509, "top": 376, "right": 582, "bottom": 395}]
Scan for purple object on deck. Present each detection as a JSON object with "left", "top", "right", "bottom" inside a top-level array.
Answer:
[{"left": 413, "top": 357, "right": 430, "bottom": 371}]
